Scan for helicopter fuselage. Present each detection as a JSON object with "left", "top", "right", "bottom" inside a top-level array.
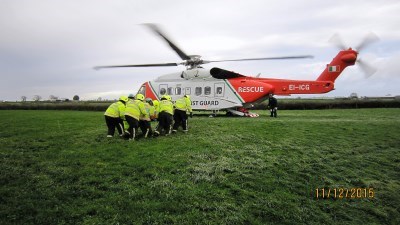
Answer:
[
  {"left": 137, "top": 68, "right": 334, "bottom": 111},
  {"left": 136, "top": 49, "right": 359, "bottom": 112}
]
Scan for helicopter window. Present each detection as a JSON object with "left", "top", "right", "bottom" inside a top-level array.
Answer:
[
  {"left": 215, "top": 83, "right": 224, "bottom": 97},
  {"left": 159, "top": 88, "right": 166, "bottom": 95},
  {"left": 195, "top": 87, "right": 202, "bottom": 96},
  {"left": 175, "top": 87, "right": 182, "bottom": 95},
  {"left": 138, "top": 85, "right": 146, "bottom": 95},
  {"left": 185, "top": 87, "right": 191, "bottom": 95},
  {"left": 205, "top": 86, "right": 211, "bottom": 95},
  {"left": 216, "top": 87, "right": 222, "bottom": 94},
  {"left": 168, "top": 87, "right": 174, "bottom": 95}
]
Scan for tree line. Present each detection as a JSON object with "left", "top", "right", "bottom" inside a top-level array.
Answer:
[{"left": 19, "top": 95, "right": 80, "bottom": 102}]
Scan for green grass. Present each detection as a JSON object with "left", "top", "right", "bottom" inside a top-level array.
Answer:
[
  {"left": 0, "top": 109, "right": 399, "bottom": 224},
  {"left": 1, "top": 97, "right": 399, "bottom": 111}
]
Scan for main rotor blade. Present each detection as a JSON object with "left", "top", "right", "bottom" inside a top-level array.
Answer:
[
  {"left": 329, "top": 33, "right": 347, "bottom": 50},
  {"left": 204, "top": 55, "right": 314, "bottom": 63},
  {"left": 143, "top": 23, "right": 191, "bottom": 60},
  {"left": 94, "top": 62, "right": 179, "bottom": 70},
  {"left": 356, "top": 32, "right": 380, "bottom": 52}
]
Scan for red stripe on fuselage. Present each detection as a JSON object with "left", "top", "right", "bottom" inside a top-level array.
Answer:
[
  {"left": 144, "top": 82, "right": 158, "bottom": 100},
  {"left": 228, "top": 78, "right": 274, "bottom": 103}
]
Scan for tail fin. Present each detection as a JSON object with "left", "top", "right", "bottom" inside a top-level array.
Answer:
[{"left": 316, "top": 48, "right": 358, "bottom": 82}]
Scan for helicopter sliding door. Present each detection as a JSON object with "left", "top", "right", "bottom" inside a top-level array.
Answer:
[{"left": 196, "top": 83, "right": 217, "bottom": 110}]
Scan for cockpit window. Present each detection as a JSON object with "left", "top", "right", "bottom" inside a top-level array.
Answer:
[{"left": 137, "top": 85, "right": 146, "bottom": 95}]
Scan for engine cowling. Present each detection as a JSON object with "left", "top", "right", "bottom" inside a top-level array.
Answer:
[
  {"left": 181, "top": 69, "right": 211, "bottom": 79},
  {"left": 210, "top": 67, "right": 245, "bottom": 79}
]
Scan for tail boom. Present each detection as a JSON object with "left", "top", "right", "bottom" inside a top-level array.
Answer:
[
  {"left": 316, "top": 48, "right": 357, "bottom": 82},
  {"left": 259, "top": 79, "right": 334, "bottom": 95},
  {"left": 248, "top": 49, "right": 357, "bottom": 96}
]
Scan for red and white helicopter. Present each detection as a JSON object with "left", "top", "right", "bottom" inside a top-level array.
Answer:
[{"left": 95, "top": 24, "right": 378, "bottom": 117}]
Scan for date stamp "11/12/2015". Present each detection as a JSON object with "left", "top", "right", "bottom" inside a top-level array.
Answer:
[{"left": 315, "top": 188, "right": 374, "bottom": 199}]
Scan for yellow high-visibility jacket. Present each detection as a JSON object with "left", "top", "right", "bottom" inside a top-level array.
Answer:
[
  {"left": 125, "top": 99, "right": 147, "bottom": 120},
  {"left": 153, "top": 100, "right": 159, "bottom": 118},
  {"left": 174, "top": 97, "right": 192, "bottom": 113},
  {"left": 158, "top": 100, "right": 174, "bottom": 116},
  {"left": 104, "top": 101, "right": 126, "bottom": 119},
  {"left": 139, "top": 102, "right": 155, "bottom": 121}
]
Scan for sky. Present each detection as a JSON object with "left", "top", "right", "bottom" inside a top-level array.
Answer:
[{"left": 1, "top": 0, "right": 399, "bottom": 101}]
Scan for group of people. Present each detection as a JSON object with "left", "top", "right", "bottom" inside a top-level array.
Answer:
[
  {"left": 104, "top": 93, "right": 277, "bottom": 140},
  {"left": 104, "top": 94, "right": 193, "bottom": 140}
]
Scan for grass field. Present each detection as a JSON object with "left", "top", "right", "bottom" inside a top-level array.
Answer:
[
  {"left": 0, "top": 109, "right": 399, "bottom": 224},
  {"left": 1, "top": 97, "right": 399, "bottom": 111}
]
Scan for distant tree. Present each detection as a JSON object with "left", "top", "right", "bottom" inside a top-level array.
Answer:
[
  {"left": 49, "top": 95, "right": 58, "bottom": 101},
  {"left": 21, "top": 96, "right": 27, "bottom": 102},
  {"left": 349, "top": 93, "right": 358, "bottom": 99},
  {"left": 73, "top": 95, "right": 80, "bottom": 101},
  {"left": 97, "top": 97, "right": 102, "bottom": 101},
  {"left": 33, "top": 95, "right": 42, "bottom": 101}
]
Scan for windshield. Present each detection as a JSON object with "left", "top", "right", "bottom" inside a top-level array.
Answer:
[{"left": 137, "top": 84, "right": 146, "bottom": 96}]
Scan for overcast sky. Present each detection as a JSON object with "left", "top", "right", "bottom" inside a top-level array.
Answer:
[{"left": 1, "top": 0, "right": 399, "bottom": 101}]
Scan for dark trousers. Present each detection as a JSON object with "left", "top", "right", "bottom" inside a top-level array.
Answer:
[
  {"left": 125, "top": 115, "right": 139, "bottom": 139},
  {"left": 173, "top": 109, "right": 188, "bottom": 131},
  {"left": 105, "top": 116, "right": 124, "bottom": 136},
  {"left": 139, "top": 120, "right": 152, "bottom": 138},
  {"left": 156, "top": 111, "right": 173, "bottom": 135},
  {"left": 270, "top": 107, "right": 277, "bottom": 117}
]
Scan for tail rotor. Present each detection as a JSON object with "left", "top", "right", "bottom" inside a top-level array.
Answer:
[
  {"left": 356, "top": 32, "right": 380, "bottom": 52},
  {"left": 329, "top": 33, "right": 347, "bottom": 50},
  {"left": 329, "top": 32, "right": 379, "bottom": 78},
  {"left": 358, "top": 59, "right": 377, "bottom": 78}
]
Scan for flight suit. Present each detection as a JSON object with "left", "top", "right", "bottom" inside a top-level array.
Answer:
[{"left": 268, "top": 96, "right": 278, "bottom": 117}]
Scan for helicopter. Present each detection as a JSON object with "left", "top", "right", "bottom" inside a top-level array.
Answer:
[{"left": 95, "top": 24, "right": 378, "bottom": 117}]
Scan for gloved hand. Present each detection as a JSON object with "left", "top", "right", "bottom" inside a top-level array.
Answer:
[{"left": 189, "top": 112, "right": 193, "bottom": 118}]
